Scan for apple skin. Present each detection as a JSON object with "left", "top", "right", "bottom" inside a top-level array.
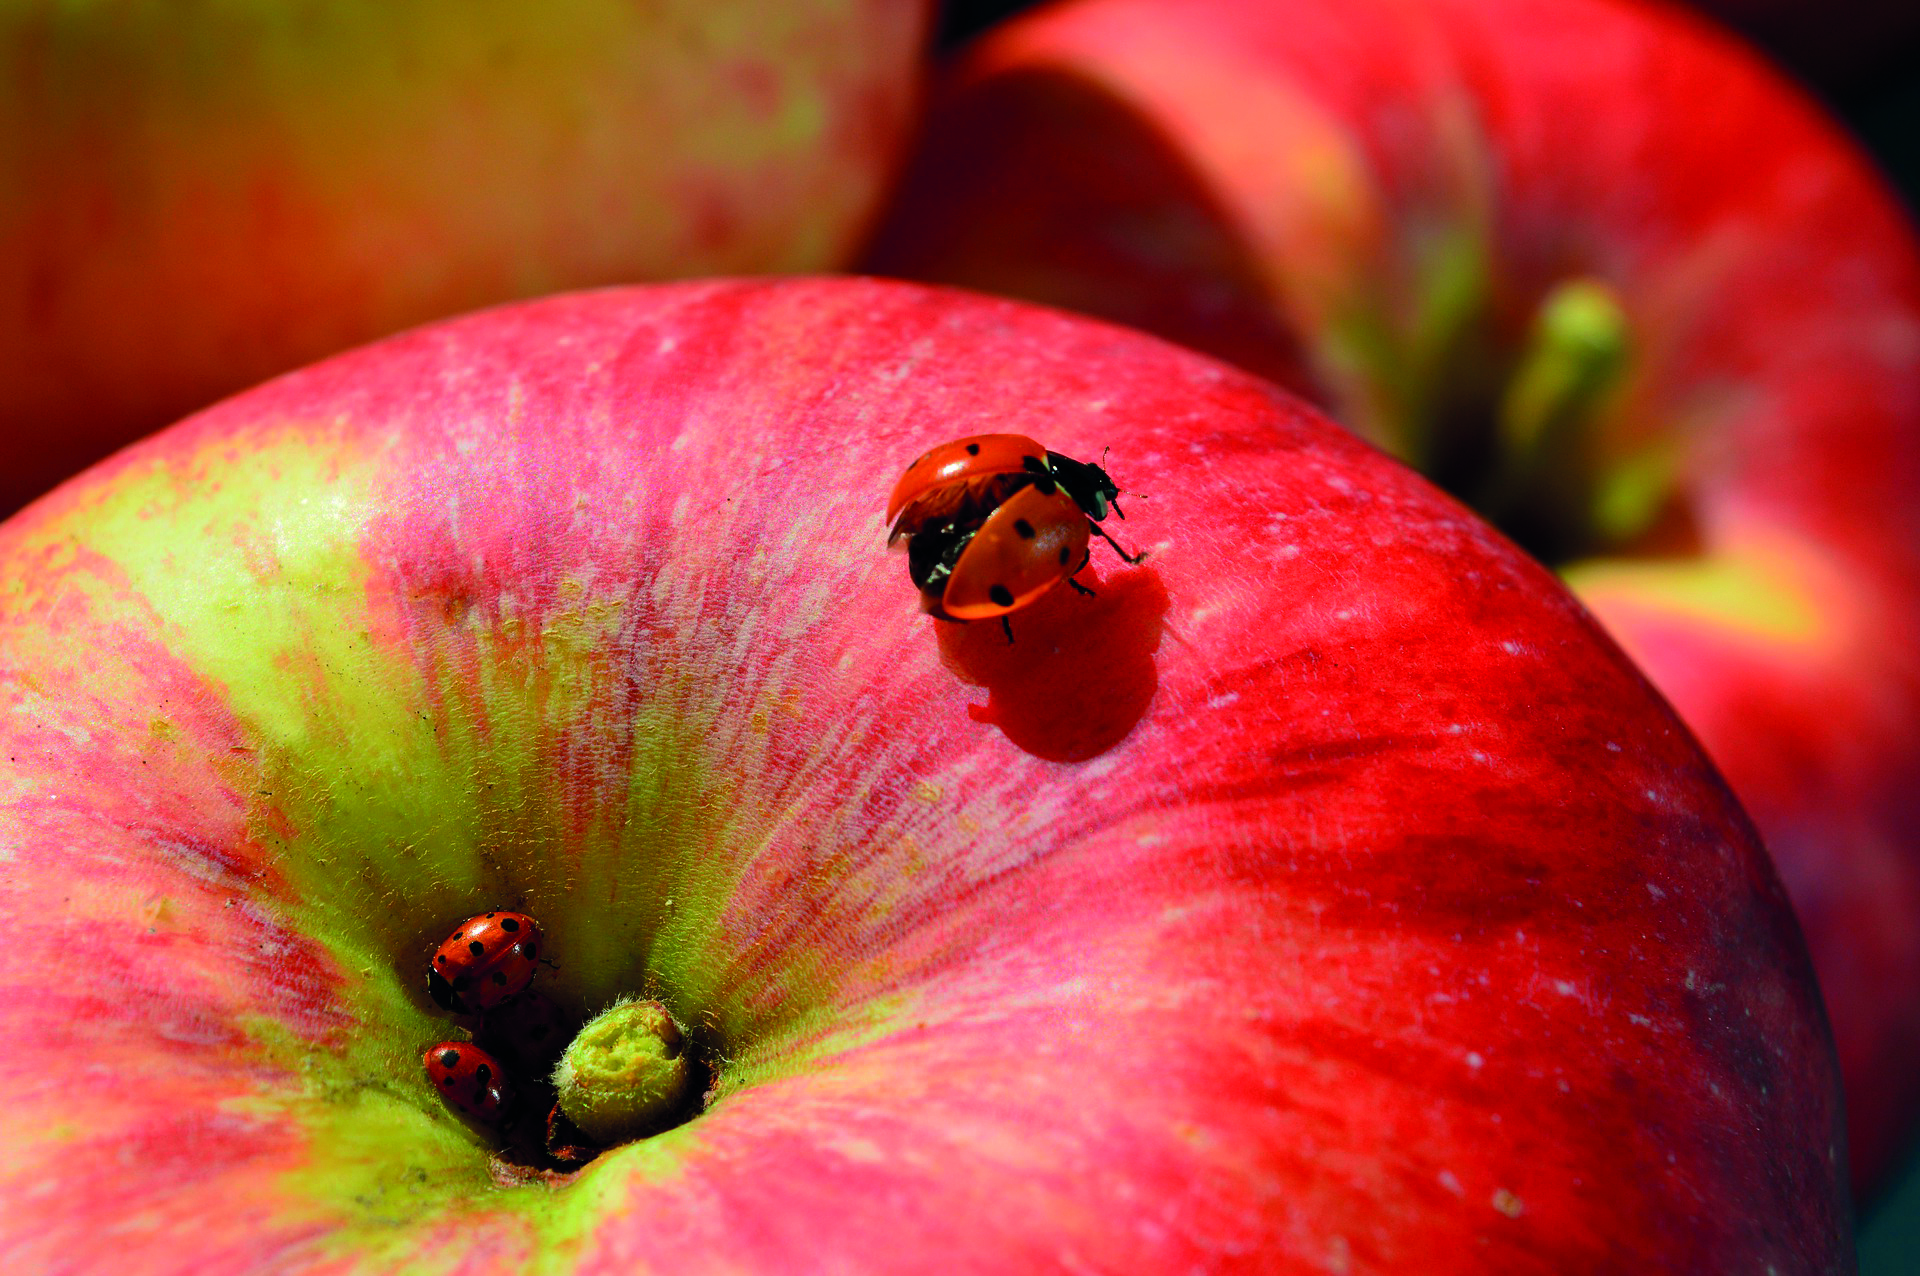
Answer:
[
  {"left": 0, "top": 279, "right": 1848, "bottom": 1271},
  {"left": 0, "top": 0, "right": 931, "bottom": 518},
  {"left": 865, "top": 0, "right": 1920, "bottom": 1197}
]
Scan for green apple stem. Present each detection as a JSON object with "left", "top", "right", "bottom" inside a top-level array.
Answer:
[
  {"left": 552, "top": 997, "right": 695, "bottom": 1146},
  {"left": 1474, "top": 278, "right": 1634, "bottom": 549}
]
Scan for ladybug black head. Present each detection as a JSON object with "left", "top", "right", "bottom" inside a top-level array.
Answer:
[
  {"left": 1042, "top": 450, "right": 1122, "bottom": 522},
  {"left": 428, "top": 968, "right": 463, "bottom": 1013}
]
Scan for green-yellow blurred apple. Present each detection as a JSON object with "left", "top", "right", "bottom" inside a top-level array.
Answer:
[{"left": 0, "top": 0, "right": 930, "bottom": 514}]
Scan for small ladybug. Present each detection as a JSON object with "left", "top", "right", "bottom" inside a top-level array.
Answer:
[
  {"left": 422, "top": 1041, "right": 514, "bottom": 1123},
  {"left": 887, "top": 433, "right": 1141, "bottom": 639},
  {"left": 428, "top": 910, "right": 544, "bottom": 1014}
]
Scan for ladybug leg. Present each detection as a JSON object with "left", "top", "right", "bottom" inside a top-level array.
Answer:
[
  {"left": 1067, "top": 550, "right": 1097, "bottom": 598},
  {"left": 1000, "top": 616, "right": 1016, "bottom": 644},
  {"left": 1091, "top": 520, "right": 1145, "bottom": 564}
]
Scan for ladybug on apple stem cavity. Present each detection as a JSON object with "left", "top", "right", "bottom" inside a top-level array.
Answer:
[
  {"left": 422, "top": 1041, "right": 514, "bottom": 1124},
  {"left": 887, "top": 433, "right": 1142, "bottom": 640},
  {"left": 428, "top": 910, "right": 544, "bottom": 1014}
]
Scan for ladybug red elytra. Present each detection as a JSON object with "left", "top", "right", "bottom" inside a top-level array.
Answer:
[
  {"left": 887, "top": 433, "right": 1142, "bottom": 638},
  {"left": 428, "top": 911, "right": 544, "bottom": 1014},
  {"left": 422, "top": 1041, "right": 514, "bottom": 1123}
]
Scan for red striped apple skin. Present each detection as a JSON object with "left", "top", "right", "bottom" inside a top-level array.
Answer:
[
  {"left": 867, "top": 0, "right": 1920, "bottom": 1197},
  {"left": 0, "top": 280, "right": 1846, "bottom": 1271},
  {"left": 0, "top": 0, "right": 931, "bottom": 517}
]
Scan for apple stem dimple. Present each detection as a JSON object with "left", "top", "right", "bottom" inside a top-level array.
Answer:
[
  {"left": 552, "top": 997, "right": 695, "bottom": 1146},
  {"left": 1474, "top": 278, "right": 1636, "bottom": 543}
]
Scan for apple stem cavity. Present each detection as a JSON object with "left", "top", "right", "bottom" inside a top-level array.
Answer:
[
  {"left": 1472, "top": 278, "right": 1643, "bottom": 561},
  {"left": 1336, "top": 259, "right": 1645, "bottom": 566},
  {"left": 1483, "top": 277, "right": 1631, "bottom": 502},
  {"left": 552, "top": 997, "right": 696, "bottom": 1147}
]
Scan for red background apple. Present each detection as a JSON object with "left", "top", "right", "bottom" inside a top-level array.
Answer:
[
  {"left": 0, "top": 0, "right": 931, "bottom": 517},
  {"left": 866, "top": 0, "right": 1920, "bottom": 1197},
  {"left": 0, "top": 279, "right": 1848, "bottom": 1269}
]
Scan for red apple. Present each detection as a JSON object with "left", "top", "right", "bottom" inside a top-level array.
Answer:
[
  {"left": 866, "top": 0, "right": 1920, "bottom": 1197},
  {"left": 0, "top": 0, "right": 932, "bottom": 517},
  {"left": 0, "top": 279, "right": 1849, "bottom": 1269}
]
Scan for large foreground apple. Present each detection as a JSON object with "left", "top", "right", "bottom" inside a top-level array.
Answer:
[
  {"left": 0, "top": 0, "right": 930, "bottom": 517},
  {"left": 866, "top": 0, "right": 1920, "bottom": 1196},
  {"left": 0, "top": 280, "right": 1848, "bottom": 1271}
]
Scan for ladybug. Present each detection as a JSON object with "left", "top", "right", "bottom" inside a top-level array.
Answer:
[
  {"left": 887, "top": 433, "right": 1141, "bottom": 639},
  {"left": 422, "top": 1041, "right": 514, "bottom": 1123},
  {"left": 428, "top": 910, "right": 544, "bottom": 1014}
]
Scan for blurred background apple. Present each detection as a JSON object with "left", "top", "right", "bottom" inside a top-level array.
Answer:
[
  {"left": 898, "top": 0, "right": 1920, "bottom": 1263},
  {"left": 0, "top": 0, "right": 932, "bottom": 515}
]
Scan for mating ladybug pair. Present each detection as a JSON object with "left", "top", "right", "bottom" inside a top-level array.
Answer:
[
  {"left": 421, "top": 910, "right": 545, "bottom": 1125},
  {"left": 888, "top": 433, "right": 1141, "bottom": 640}
]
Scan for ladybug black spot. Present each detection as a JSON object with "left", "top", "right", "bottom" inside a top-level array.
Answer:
[
  {"left": 441, "top": 1076, "right": 454, "bottom": 1087},
  {"left": 453, "top": 975, "right": 471, "bottom": 991},
  {"left": 989, "top": 584, "right": 1015, "bottom": 607},
  {"left": 468, "top": 940, "right": 485, "bottom": 957},
  {"left": 500, "top": 918, "right": 519, "bottom": 932},
  {"left": 519, "top": 943, "right": 536, "bottom": 961},
  {"left": 493, "top": 971, "right": 508, "bottom": 985},
  {"left": 485, "top": 912, "right": 496, "bottom": 918},
  {"left": 1058, "top": 545, "right": 1072, "bottom": 565},
  {"left": 1013, "top": 519, "right": 1036, "bottom": 539},
  {"left": 440, "top": 1049, "right": 460, "bottom": 1068},
  {"left": 475, "top": 1064, "right": 491, "bottom": 1083},
  {"left": 435, "top": 954, "right": 447, "bottom": 964},
  {"left": 966, "top": 443, "right": 981, "bottom": 455}
]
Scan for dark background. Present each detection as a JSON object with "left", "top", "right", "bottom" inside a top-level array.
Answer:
[
  {"left": 932, "top": 0, "right": 1920, "bottom": 1263},
  {"left": 1846, "top": 66, "right": 1920, "bottom": 1276}
]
